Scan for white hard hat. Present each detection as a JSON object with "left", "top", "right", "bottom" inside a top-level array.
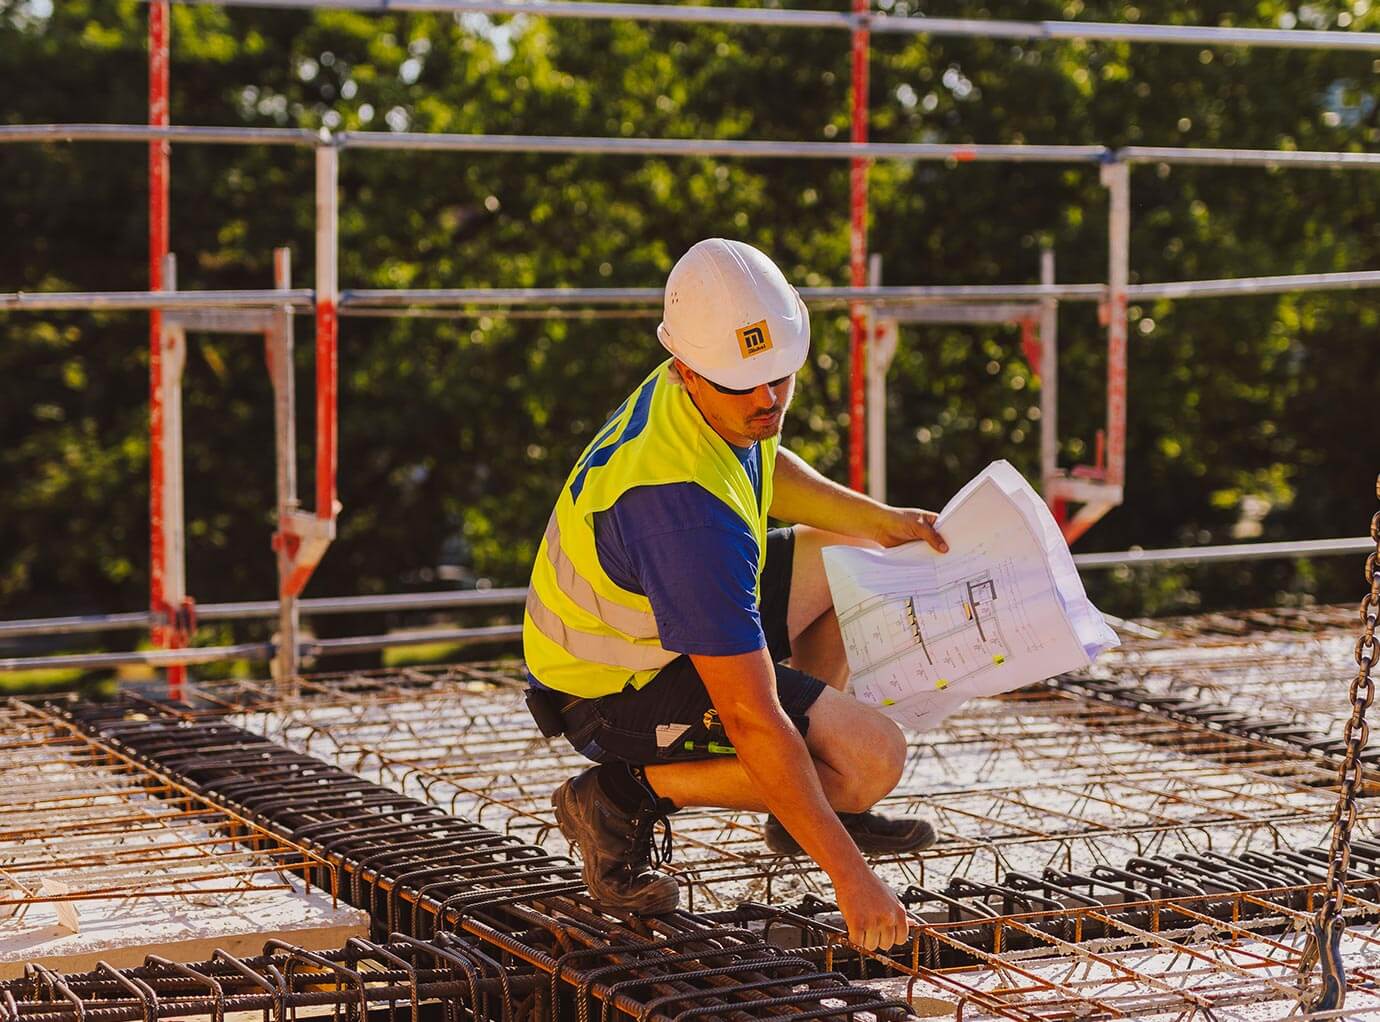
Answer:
[{"left": 657, "top": 239, "right": 810, "bottom": 391}]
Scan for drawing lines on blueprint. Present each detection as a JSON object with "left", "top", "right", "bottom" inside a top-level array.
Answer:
[{"left": 840, "top": 568, "right": 1023, "bottom": 704}]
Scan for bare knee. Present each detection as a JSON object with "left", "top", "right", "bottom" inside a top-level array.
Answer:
[
  {"left": 835, "top": 715, "right": 907, "bottom": 813},
  {"left": 806, "top": 687, "right": 911, "bottom": 812}
]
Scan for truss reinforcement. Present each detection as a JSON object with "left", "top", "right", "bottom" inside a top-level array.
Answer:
[
  {"left": 52, "top": 699, "right": 917, "bottom": 1022},
  {"left": 1, "top": 935, "right": 533, "bottom": 1022}
]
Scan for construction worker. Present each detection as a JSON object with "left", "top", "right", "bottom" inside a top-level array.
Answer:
[{"left": 522, "top": 238, "right": 948, "bottom": 952}]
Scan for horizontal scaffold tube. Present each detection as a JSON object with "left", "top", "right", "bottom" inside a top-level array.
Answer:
[
  {"left": 0, "top": 289, "right": 314, "bottom": 311},
  {"left": 337, "top": 131, "right": 1108, "bottom": 161},
  {"left": 1121, "top": 146, "right": 1380, "bottom": 170},
  {"left": 12, "top": 123, "right": 1380, "bottom": 173},
  {"left": 7, "top": 270, "right": 1380, "bottom": 316},
  {"left": 1130, "top": 269, "right": 1380, "bottom": 300},
  {"left": 1072, "top": 536, "right": 1374, "bottom": 569},
  {"left": 0, "top": 539, "right": 1367, "bottom": 656},
  {"left": 0, "top": 123, "right": 320, "bottom": 145},
  {"left": 0, "top": 625, "right": 522, "bottom": 672},
  {"left": 342, "top": 283, "right": 1108, "bottom": 307},
  {"left": 148, "top": 0, "right": 1380, "bottom": 52},
  {"left": 0, "top": 642, "right": 273, "bottom": 672},
  {"left": 0, "top": 587, "right": 528, "bottom": 638}
]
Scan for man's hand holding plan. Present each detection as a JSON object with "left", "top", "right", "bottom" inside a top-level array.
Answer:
[{"left": 823, "top": 461, "right": 1120, "bottom": 731}]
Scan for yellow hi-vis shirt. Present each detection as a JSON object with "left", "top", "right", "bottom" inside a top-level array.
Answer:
[{"left": 523, "top": 359, "right": 778, "bottom": 698}]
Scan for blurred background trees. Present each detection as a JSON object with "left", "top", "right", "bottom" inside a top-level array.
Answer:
[{"left": 1, "top": 0, "right": 1375, "bottom": 654}]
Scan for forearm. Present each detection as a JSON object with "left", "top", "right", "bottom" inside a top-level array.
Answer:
[
  {"left": 769, "top": 448, "right": 890, "bottom": 538},
  {"left": 769, "top": 448, "right": 949, "bottom": 552},
  {"left": 722, "top": 709, "right": 871, "bottom": 880}
]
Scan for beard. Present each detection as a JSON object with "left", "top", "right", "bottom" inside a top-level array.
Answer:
[{"left": 744, "top": 407, "right": 785, "bottom": 440}]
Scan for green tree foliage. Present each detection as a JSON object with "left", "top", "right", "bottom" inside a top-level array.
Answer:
[{"left": 1, "top": 0, "right": 1375, "bottom": 635}]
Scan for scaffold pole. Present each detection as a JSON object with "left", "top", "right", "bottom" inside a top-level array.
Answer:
[
  {"left": 148, "top": 0, "right": 188, "bottom": 700},
  {"left": 848, "top": 0, "right": 869, "bottom": 492},
  {"left": 269, "top": 248, "right": 302, "bottom": 688}
]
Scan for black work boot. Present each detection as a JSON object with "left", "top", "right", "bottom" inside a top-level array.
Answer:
[
  {"left": 764, "top": 810, "right": 936, "bottom": 856},
  {"left": 552, "top": 766, "right": 680, "bottom": 914}
]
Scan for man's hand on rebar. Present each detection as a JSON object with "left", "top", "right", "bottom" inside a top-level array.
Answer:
[
  {"left": 868, "top": 506, "right": 948, "bottom": 553},
  {"left": 835, "top": 868, "right": 911, "bottom": 951}
]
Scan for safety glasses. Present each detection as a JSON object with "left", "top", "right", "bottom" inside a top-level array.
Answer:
[{"left": 704, "top": 373, "right": 794, "bottom": 396}]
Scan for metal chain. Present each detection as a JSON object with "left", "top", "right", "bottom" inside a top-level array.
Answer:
[{"left": 1297, "top": 474, "right": 1380, "bottom": 1013}]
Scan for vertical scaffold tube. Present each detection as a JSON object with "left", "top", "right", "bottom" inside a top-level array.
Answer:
[
  {"left": 271, "top": 248, "right": 301, "bottom": 688},
  {"left": 148, "top": 0, "right": 183, "bottom": 698},
  {"left": 315, "top": 144, "right": 339, "bottom": 524},
  {"left": 1102, "top": 160, "right": 1130, "bottom": 491},
  {"left": 1039, "top": 247, "right": 1060, "bottom": 509},
  {"left": 848, "top": 1, "right": 870, "bottom": 491}
]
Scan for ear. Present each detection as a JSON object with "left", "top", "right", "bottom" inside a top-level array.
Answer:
[{"left": 672, "top": 358, "right": 697, "bottom": 384}]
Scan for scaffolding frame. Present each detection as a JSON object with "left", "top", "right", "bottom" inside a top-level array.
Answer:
[{"left": 5, "top": 1, "right": 1380, "bottom": 686}]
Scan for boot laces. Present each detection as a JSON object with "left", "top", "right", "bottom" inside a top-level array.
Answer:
[
  {"left": 628, "top": 766, "right": 675, "bottom": 871},
  {"left": 630, "top": 804, "right": 675, "bottom": 870}
]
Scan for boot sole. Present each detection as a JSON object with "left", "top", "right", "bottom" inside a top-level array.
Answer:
[
  {"left": 766, "top": 819, "right": 938, "bottom": 857},
  {"left": 552, "top": 784, "right": 680, "bottom": 915}
]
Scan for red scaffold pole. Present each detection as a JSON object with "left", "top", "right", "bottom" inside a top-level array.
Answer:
[
  {"left": 148, "top": 0, "right": 186, "bottom": 699},
  {"left": 847, "top": 0, "right": 870, "bottom": 492}
]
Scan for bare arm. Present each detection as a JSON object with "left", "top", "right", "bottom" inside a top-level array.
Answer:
[
  {"left": 769, "top": 448, "right": 948, "bottom": 551},
  {"left": 690, "top": 646, "right": 910, "bottom": 950}
]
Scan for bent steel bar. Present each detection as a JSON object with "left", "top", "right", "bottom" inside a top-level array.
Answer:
[
  {"left": 0, "top": 938, "right": 528, "bottom": 1022},
  {"left": 0, "top": 290, "right": 315, "bottom": 311},
  {"left": 148, "top": 0, "right": 1380, "bottom": 52}
]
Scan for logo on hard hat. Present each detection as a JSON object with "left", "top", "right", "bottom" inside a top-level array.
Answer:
[{"left": 736, "top": 320, "right": 773, "bottom": 359}]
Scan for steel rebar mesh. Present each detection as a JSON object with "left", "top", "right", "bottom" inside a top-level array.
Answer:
[
  {"left": 0, "top": 701, "right": 345, "bottom": 974},
  {"left": 1072, "top": 604, "right": 1366, "bottom": 754},
  {"left": 837, "top": 885, "right": 1380, "bottom": 1019},
  {"left": 184, "top": 663, "right": 1377, "bottom": 915},
  {"left": 55, "top": 700, "right": 917, "bottom": 1022}
]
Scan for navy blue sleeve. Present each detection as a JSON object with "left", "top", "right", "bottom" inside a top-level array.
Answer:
[{"left": 594, "top": 483, "right": 766, "bottom": 657}]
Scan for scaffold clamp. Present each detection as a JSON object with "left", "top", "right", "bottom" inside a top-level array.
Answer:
[{"left": 275, "top": 509, "right": 338, "bottom": 598}]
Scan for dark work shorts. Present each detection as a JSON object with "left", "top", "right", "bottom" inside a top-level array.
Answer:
[{"left": 559, "top": 526, "right": 829, "bottom": 765}]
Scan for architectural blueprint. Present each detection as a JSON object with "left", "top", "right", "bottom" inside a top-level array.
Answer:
[{"left": 823, "top": 461, "right": 1120, "bottom": 731}]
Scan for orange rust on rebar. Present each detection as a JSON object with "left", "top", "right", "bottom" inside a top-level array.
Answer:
[{"left": 0, "top": 701, "right": 337, "bottom": 916}]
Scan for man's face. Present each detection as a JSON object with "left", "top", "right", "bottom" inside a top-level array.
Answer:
[{"left": 677, "top": 361, "right": 797, "bottom": 448}]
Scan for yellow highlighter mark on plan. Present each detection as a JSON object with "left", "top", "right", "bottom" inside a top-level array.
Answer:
[
  {"left": 993, "top": 654, "right": 1006, "bottom": 665},
  {"left": 935, "top": 679, "right": 949, "bottom": 690},
  {"left": 882, "top": 698, "right": 896, "bottom": 706}
]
